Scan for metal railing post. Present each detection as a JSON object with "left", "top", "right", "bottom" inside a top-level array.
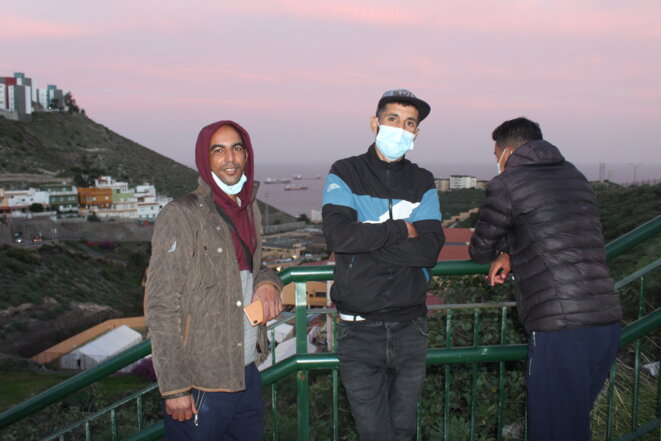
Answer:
[
  {"left": 443, "top": 309, "right": 453, "bottom": 441},
  {"left": 295, "top": 281, "right": 309, "bottom": 441}
]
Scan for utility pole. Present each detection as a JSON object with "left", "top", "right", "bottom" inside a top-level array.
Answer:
[
  {"left": 628, "top": 163, "right": 642, "bottom": 185},
  {"left": 598, "top": 163, "right": 606, "bottom": 182}
]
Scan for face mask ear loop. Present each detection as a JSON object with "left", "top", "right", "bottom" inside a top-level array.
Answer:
[{"left": 497, "top": 148, "right": 509, "bottom": 174}]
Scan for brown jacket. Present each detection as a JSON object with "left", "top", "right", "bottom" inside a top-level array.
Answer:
[{"left": 145, "top": 179, "right": 282, "bottom": 397}]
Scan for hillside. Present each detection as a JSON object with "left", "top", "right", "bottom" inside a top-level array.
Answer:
[
  {"left": 0, "top": 112, "right": 196, "bottom": 198},
  {"left": 592, "top": 182, "right": 661, "bottom": 289},
  {"left": 0, "top": 112, "right": 295, "bottom": 223},
  {"left": 0, "top": 241, "right": 148, "bottom": 357}
]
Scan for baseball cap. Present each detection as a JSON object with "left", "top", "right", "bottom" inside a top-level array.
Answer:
[{"left": 377, "top": 89, "right": 431, "bottom": 122}]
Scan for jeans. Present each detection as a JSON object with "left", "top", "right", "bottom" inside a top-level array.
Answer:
[
  {"left": 337, "top": 317, "right": 429, "bottom": 441},
  {"left": 527, "top": 323, "right": 621, "bottom": 441},
  {"left": 163, "top": 363, "right": 264, "bottom": 441}
]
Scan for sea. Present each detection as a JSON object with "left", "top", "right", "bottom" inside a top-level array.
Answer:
[{"left": 248, "top": 162, "right": 661, "bottom": 217}]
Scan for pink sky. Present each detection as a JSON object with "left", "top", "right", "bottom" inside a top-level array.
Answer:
[{"left": 1, "top": 1, "right": 660, "bottom": 178}]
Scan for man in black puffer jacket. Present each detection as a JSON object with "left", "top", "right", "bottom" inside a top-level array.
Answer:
[{"left": 469, "top": 117, "right": 621, "bottom": 441}]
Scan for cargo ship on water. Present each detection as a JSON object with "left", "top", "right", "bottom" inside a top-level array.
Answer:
[
  {"left": 264, "top": 178, "right": 290, "bottom": 184},
  {"left": 284, "top": 184, "right": 308, "bottom": 191}
]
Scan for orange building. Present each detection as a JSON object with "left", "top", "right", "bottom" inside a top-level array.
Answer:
[
  {"left": 0, "top": 188, "right": 8, "bottom": 215},
  {"left": 78, "top": 187, "right": 113, "bottom": 209}
]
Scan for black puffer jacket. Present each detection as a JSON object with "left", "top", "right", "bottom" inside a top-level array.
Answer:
[{"left": 469, "top": 140, "right": 621, "bottom": 332}]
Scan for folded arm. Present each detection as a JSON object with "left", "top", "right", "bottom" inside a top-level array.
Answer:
[
  {"left": 322, "top": 173, "right": 407, "bottom": 254},
  {"left": 373, "top": 219, "right": 445, "bottom": 267},
  {"left": 372, "top": 188, "right": 445, "bottom": 267}
]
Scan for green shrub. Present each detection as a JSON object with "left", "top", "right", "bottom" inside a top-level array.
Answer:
[{"left": 6, "top": 248, "right": 38, "bottom": 264}]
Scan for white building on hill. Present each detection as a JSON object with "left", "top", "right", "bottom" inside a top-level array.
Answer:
[{"left": 450, "top": 175, "right": 477, "bottom": 190}]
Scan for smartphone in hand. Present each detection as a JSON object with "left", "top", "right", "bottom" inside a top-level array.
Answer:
[{"left": 243, "top": 299, "right": 264, "bottom": 326}]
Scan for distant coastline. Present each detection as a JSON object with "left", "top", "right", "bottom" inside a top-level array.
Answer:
[{"left": 248, "top": 162, "right": 661, "bottom": 217}]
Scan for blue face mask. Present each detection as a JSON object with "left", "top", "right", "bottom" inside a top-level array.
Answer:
[
  {"left": 212, "top": 172, "right": 247, "bottom": 195},
  {"left": 375, "top": 125, "right": 415, "bottom": 161}
]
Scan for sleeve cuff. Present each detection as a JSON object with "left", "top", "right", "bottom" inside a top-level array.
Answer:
[
  {"left": 162, "top": 389, "right": 192, "bottom": 400},
  {"left": 254, "top": 280, "right": 282, "bottom": 293}
]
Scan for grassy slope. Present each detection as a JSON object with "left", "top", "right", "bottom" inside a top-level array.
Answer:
[
  {"left": 0, "top": 112, "right": 197, "bottom": 198},
  {"left": 438, "top": 188, "right": 485, "bottom": 220},
  {"left": 0, "top": 112, "right": 296, "bottom": 224},
  {"left": 0, "top": 242, "right": 146, "bottom": 313}
]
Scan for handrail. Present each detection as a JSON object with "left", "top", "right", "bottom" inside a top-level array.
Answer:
[
  {"left": 605, "top": 215, "right": 661, "bottom": 260},
  {"left": 1, "top": 214, "right": 660, "bottom": 432},
  {"left": 276, "top": 215, "right": 661, "bottom": 284},
  {"left": 615, "top": 257, "right": 661, "bottom": 290},
  {"left": 0, "top": 341, "right": 152, "bottom": 428},
  {"left": 119, "top": 306, "right": 661, "bottom": 441},
  {"left": 42, "top": 383, "right": 158, "bottom": 440},
  {"left": 620, "top": 307, "right": 661, "bottom": 347}
]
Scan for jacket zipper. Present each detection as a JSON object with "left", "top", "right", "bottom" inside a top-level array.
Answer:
[
  {"left": 386, "top": 167, "right": 393, "bottom": 219},
  {"left": 385, "top": 166, "right": 394, "bottom": 302}
]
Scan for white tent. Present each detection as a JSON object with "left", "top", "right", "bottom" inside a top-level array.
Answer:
[{"left": 59, "top": 325, "right": 142, "bottom": 372}]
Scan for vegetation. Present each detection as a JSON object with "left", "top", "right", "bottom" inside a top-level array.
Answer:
[
  {"left": 0, "top": 242, "right": 148, "bottom": 313},
  {"left": 0, "top": 182, "right": 659, "bottom": 439},
  {"left": 0, "top": 371, "right": 156, "bottom": 441},
  {"left": 0, "top": 112, "right": 197, "bottom": 198},
  {"left": 0, "top": 111, "right": 297, "bottom": 226},
  {"left": 438, "top": 188, "right": 485, "bottom": 220},
  {"left": 594, "top": 182, "right": 661, "bottom": 315},
  {"left": 0, "top": 241, "right": 150, "bottom": 357}
]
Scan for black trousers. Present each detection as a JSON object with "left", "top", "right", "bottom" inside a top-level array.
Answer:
[
  {"left": 527, "top": 323, "right": 620, "bottom": 441},
  {"left": 163, "top": 363, "right": 264, "bottom": 441},
  {"left": 337, "top": 317, "right": 429, "bottom": 441}
]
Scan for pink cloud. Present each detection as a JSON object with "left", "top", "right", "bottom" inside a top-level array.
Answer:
[
  {"left": 0, "top": 14, "right": 90, "bottom": 40},
  {"left": 84, "top": 91, "right": 331, "bottom": 113},
  {"left": 236, "top": 0, "right": 421, "bottom": 25},
  {"left": 423, "top": 2, "right": 661, "bottom": 40}
]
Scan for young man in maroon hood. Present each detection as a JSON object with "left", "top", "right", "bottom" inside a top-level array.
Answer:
[{"left": 146, "top": 120, "right": 283, "bottom": 440}]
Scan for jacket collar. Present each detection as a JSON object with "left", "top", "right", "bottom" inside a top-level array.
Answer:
[
  {"left": 505, "top": 140, "right": 565, "bottom": 170},
  {"left": 367, "top": 144, "right": 407, "bottom": 170}
]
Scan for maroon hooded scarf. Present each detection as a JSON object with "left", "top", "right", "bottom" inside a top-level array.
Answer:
[{"left": 195, "top": 120, "right": 257, "bottom": 271}]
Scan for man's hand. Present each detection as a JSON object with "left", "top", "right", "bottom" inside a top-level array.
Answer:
[
  {"left": 405, "top": 221, "right": 418, "bottom": 238},
  {"left": 165, "top": 394, "right": 197, "bottom": 422},
  {"left": 252, "top": 283, "right": 283, "bottom": 324},
  {"left": 488, "top": 253, "right": 511, "bottom": 286}
]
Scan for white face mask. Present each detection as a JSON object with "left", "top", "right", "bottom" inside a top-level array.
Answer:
[
  {"left": 496, "top": 149, "right": 509, "bottom": 175},
  {"left": 375, "top": 125, "right": 415, "bottom": 161},
  {"left": 212, "top": 172, "right": 247, "bottom": 195}
]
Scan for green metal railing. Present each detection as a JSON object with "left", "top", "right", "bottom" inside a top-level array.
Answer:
[
  {"left": 1, "top": 215, "right": 660, "bottom": 440},
  {"left": 42, "top": 383, "right": 159, "bottom": 441},
  {"left": 602, "top": 257, "right": 661, "bottom": 441}
]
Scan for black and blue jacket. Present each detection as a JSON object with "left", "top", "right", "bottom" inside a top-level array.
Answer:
[{"left": 322, "top": 145, "right": 445, "bottom": 321}]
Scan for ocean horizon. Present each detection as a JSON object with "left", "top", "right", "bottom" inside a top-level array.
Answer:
[
  {"left": 248, "top": 160, "right": 661, "bottom": 217},
  {"left": 244, "top": 161, "right": 661, "bottom": 217}
]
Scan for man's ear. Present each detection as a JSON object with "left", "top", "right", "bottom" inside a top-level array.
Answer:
[{"left": 370, "top": 116, "right": 379, "bottom": 134}]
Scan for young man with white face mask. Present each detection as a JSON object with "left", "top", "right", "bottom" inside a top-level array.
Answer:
[
  {"left": 322, "top": 89, "right": 445, "bottom": 441},
  {"left": 146, "top": 120, "right": 283, "bottom": 440}
]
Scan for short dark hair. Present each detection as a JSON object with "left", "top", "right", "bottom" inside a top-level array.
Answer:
[
  {"left": 492, "top": 117, "right": 543, "bottom": 148},
  {"left": 376, "top": 100, "right": 420, "bottom": 122}
]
